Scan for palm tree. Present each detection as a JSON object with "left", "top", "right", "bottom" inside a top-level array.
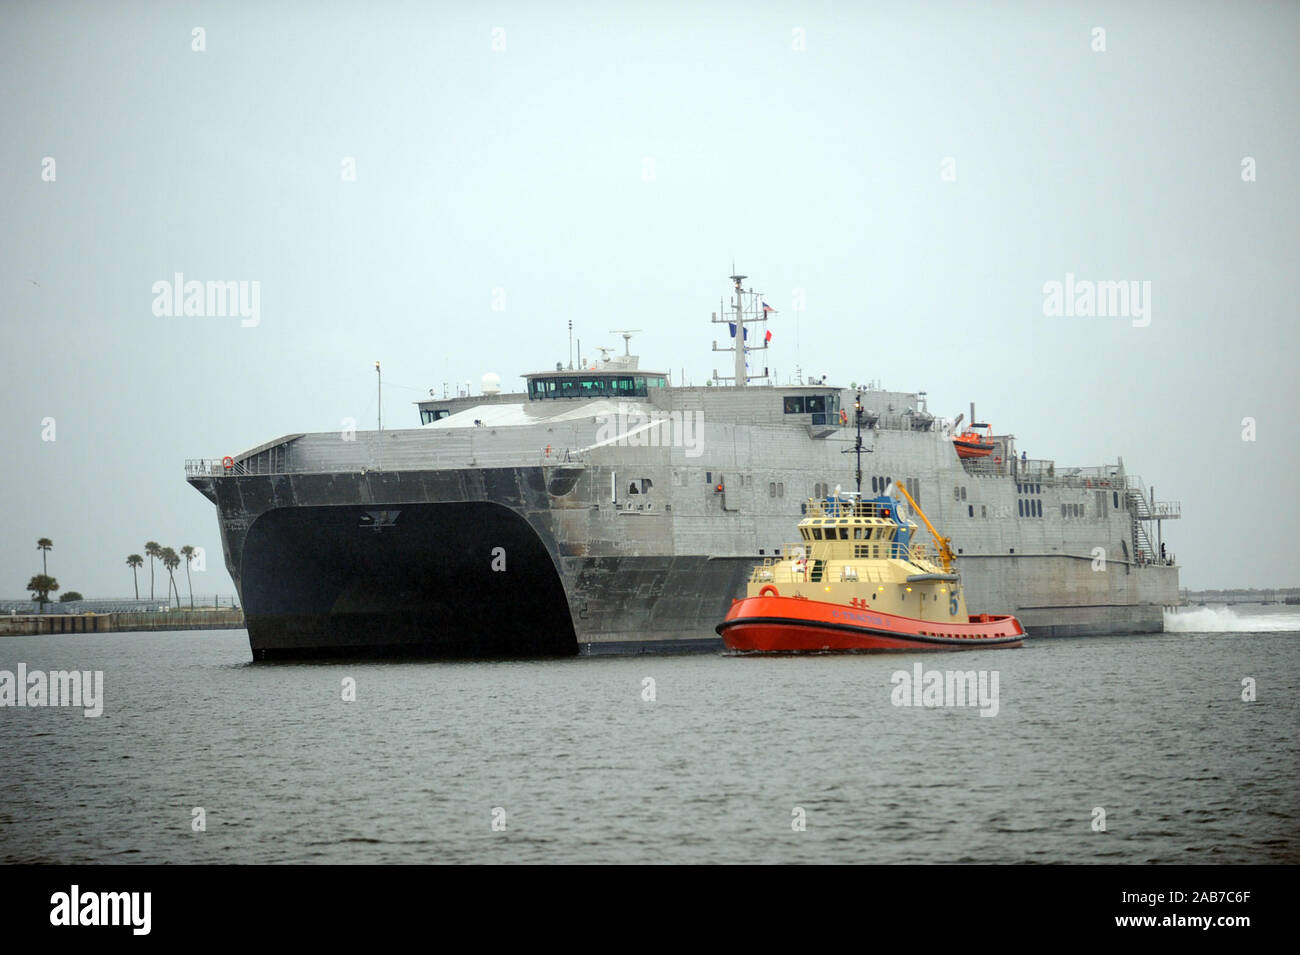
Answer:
[
  {"left": 27, "top": 574, "right": 59, "bottom": 610},
  {"left": 144, "top": 541, "right": 161, "bottom": 600},
  {"left": 180, "top": 546, "right": 196, "bottom": 610},
  {"left": 126, "top": 554, "right": 144, "bottom": 599},
  {"left": 37, "top": 538, "right": 52, "bottom": 576},
  {"left": 161, "top": 547, "right": 181, "bottom": 609}
]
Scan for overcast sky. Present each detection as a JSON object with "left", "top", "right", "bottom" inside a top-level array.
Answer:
[{"left": 2, "top": 0, "right": 1297, "bottom": 597}]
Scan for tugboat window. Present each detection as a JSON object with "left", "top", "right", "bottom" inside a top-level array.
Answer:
[
  {"left": 783, "top": 396, "right": 805, "bottom": 414},
  {"left": 806, "top": 396, "right": 826, "bottom": 413}
]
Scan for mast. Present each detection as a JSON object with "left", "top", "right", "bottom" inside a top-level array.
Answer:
[
  {"left": 731, "top": 271, "right": 747, "bottom": 388},
  {"left": 854, "top": 391, "right": 863, "bottom": 494},
  {"left": 842, "top": 389, "right": 871, "bottom": 494},
  {"left": 711, "top": 270, "right": 770, "bottom": 386}
]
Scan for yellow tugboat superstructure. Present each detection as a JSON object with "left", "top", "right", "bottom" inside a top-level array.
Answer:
[{"left": 747, "top": 491, "right": 967, "bottom": 622}]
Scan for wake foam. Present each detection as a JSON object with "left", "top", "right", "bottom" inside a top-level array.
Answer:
[{"left": 1164, "top": 605, "right": 1300, "bottom": 633}]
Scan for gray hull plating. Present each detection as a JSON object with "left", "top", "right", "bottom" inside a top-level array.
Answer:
[{"left": 188, "top": 381, "right": 1179, "bottom": 657}]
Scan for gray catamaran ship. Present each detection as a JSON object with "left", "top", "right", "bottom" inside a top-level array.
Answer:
[{"left": 186, "top": 273, "right": 1180, "bottom": 659}]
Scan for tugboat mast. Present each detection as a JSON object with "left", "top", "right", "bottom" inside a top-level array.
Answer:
[{"left": 843, "top": 389, "right": 871, "bottom": 495}]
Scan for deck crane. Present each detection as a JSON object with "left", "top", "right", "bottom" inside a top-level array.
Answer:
[{"left": 890, "top": 480, "right": 956, "bottom": 573}]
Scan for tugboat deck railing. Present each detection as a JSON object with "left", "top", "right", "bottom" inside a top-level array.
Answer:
[
  {"left": 803, "top": 499, "right": 902, "bottom": 519},
  {"left": 749, "top": 540, "right": 942, "bottom": 583}
]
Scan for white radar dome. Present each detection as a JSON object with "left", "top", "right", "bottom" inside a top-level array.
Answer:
[{"left": 481, "top": 372, "right": 502, "bottom": 396}]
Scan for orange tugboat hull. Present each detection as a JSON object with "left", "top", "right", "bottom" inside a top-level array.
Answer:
[{"left": 717, "top": 594, "right": 1024, "bottom": 652}]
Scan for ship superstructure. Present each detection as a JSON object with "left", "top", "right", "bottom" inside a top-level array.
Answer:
[{"left": 186, "top": 274, "right": 1180, "bottom": 659}]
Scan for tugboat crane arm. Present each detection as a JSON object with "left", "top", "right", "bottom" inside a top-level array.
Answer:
[{"left": 891, "top": 480, "right": 956, "bottom": 573}]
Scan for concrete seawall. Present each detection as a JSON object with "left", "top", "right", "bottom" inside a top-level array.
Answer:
[{"left": 0, "top": 610, "right": 245, "bottom": 636}]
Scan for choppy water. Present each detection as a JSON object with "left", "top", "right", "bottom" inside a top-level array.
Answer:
[{"left": 2, "top": 614, "right": 1297, "bottom": 864}]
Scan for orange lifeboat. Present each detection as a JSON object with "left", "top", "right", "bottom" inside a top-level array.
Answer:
[{"left": 953, "top": 422, "right": 995, "bottom": 459}]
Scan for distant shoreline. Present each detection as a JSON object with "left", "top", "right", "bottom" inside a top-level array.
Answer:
[{"left": 0, "top": 609, "right": 244, "bottom": 637}]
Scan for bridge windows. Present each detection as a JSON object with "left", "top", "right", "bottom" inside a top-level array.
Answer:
[
  {"left": 783, "top": 393, "right": 839, "bottom": 422},
  {"left": 420, "top": 408, "right": 451, "bottom": 424},
  {"left": 527, "top": 374, "right": 664, "bottom": 400}
]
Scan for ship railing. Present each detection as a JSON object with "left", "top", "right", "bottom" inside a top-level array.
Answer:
[
  {"left": 803, "top": 499, "right": 898, "bottom": 519},
  {"left": 185, "top": 458, "right": 251, "bottom": 477},
  {"left": 960, "top": 457, "right": 1135, "bottom": 490},
  {"left": 747, "top": 541, "right": 939, "bottom": 583},
  {"left": 184, "top": 448, "right": 585, "bottom": 477}
]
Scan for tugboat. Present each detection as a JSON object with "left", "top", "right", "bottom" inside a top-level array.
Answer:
[{"left": 717, "top": 394, "right": 1025, "bottom": 652}]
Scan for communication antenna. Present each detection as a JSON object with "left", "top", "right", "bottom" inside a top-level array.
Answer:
[{"left": 608, "top": 329, "right": 642, "bottom": 356}]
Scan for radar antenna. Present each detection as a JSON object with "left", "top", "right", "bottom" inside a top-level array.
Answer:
[{"left": 607, "top": 329, "right": 642, "bottom": 357}]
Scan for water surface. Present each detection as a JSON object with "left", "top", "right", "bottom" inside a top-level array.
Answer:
[{"left": 1, "top": 619, "right": 1296, "bottom": 863}]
